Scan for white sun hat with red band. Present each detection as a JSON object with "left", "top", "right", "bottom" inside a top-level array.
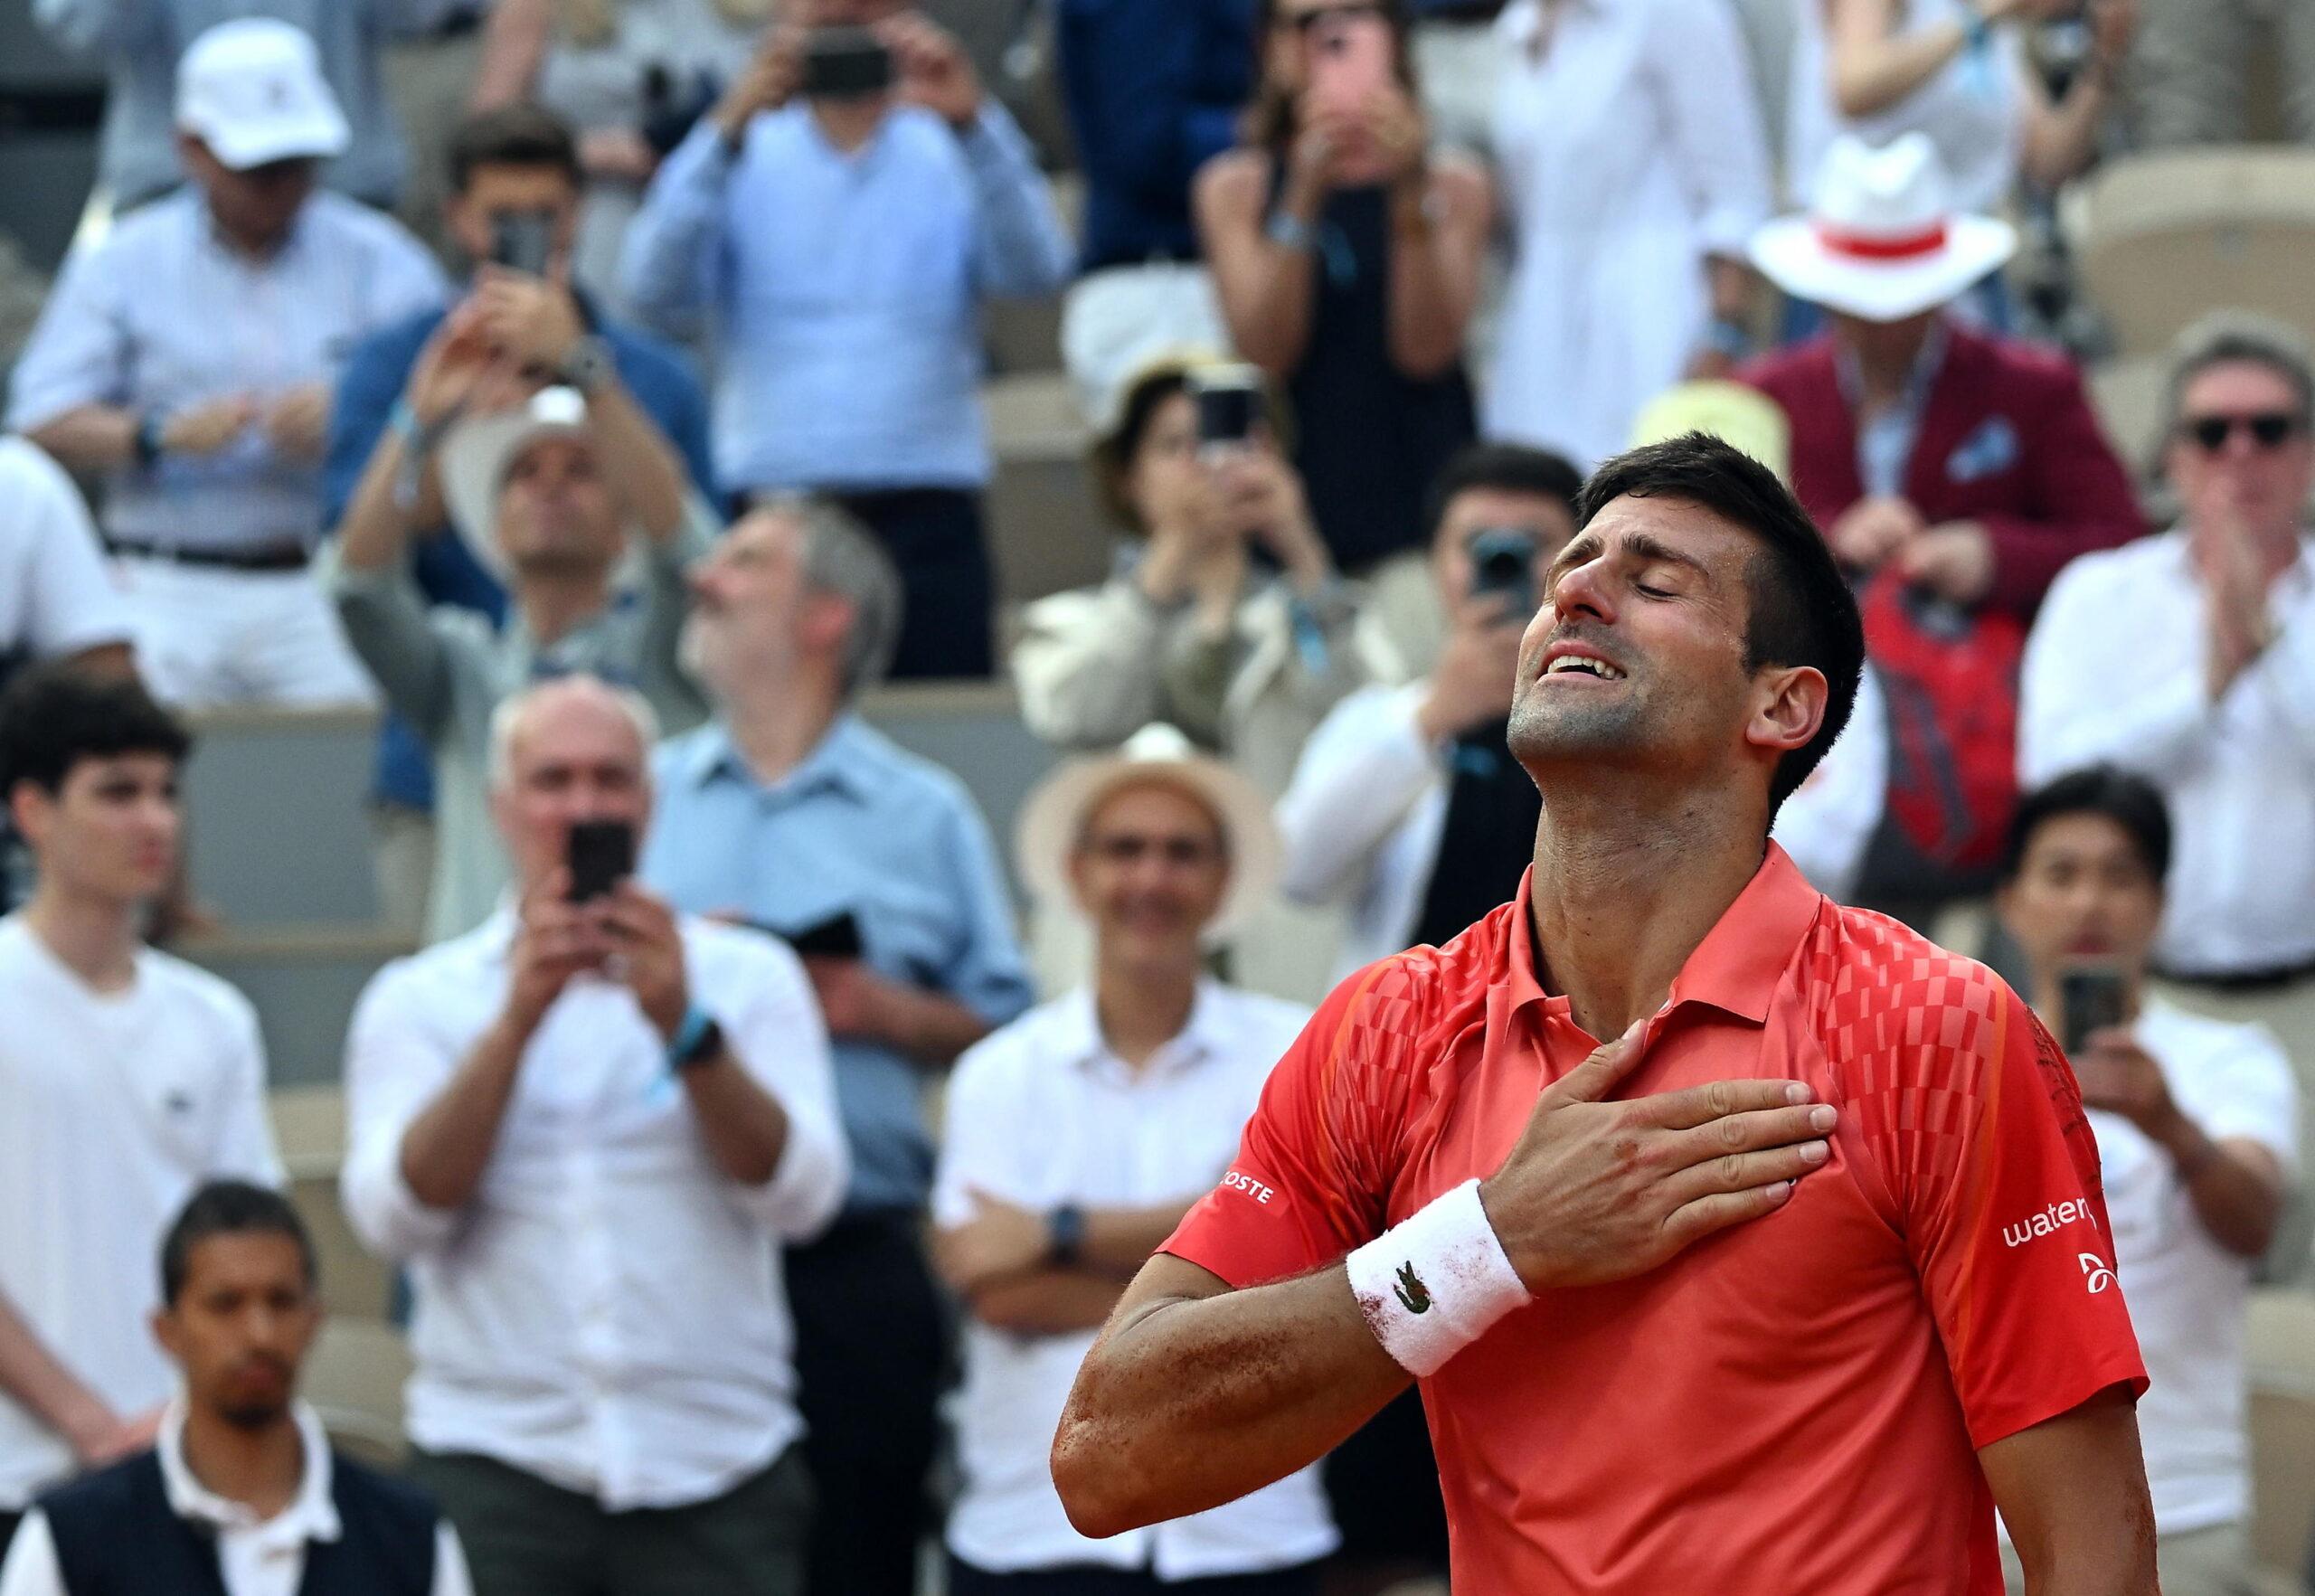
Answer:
[{"left": 1750, "top": 133, "right": 2017, "bottom": 324}]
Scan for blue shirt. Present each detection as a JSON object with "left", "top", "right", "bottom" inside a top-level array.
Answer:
[
  {"left": 620, "top": 104, "right": 1072, "bottom": 495},
  {"left": 644, "top": 716, "right": 1035, "bottom": 1213},
  {"left": 1056, "top": 0, "right": 1253, "bottom": 271},
  {"left": 322, "top": 297, "right": 717, "bottom": 808},
  {"left": 7, "top": 188, "right": 445, "bottom": 554}
]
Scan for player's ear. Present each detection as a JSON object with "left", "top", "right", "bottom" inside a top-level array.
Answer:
[{"left": 1745, "top": 664, "right": 1826, "bottom": 760}]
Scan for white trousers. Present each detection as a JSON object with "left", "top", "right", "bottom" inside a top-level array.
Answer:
[{"left": 112, "top": 556, "right": 378, "bottom": 710}]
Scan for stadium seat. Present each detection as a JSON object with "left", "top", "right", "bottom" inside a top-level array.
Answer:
[
  {"left": 181, "top": 704, "right": 384, "bottom": 930},
  {"left": 2246, "top": 1289, "right": 2315, "bottom": 1582},
  {"left": 273, "top": 1083, "right": 395, "bottom": 1323},
  {"left": 2068, "top": 146, "right": 2315, "bottom": 357},
  {"left": 304, "top": 1318, "right": 414, "bottom": 1470},
  {"left": 985, "top": 370, "right": 1109, "bottom": 608}
]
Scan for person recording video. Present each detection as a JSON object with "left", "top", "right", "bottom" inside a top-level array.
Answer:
[
  {"left": 340, "top": 674, "right": 848, "bottom": 1596},
  {"left": 621, "top": 0, "right": 1072, "bottom": 680}
]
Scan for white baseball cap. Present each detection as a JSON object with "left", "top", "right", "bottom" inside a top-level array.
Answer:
[
  {"left": 175, "top": 18, "right": 350, "bottom": 172},
  {"left": 439, "top": 386, "right": 596, "bottom": 579}
]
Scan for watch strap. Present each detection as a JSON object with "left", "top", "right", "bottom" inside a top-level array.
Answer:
[
  {"left": 1048, "top": 1203, "right": 1087, "bottom": 1268},
  {"left": 666, "top": 1005, "right": 723, "bottom": 1071}
]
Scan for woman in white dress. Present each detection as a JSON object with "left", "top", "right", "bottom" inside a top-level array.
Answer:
[
  {"left": 1789, "top": 0, "right": 2137, "bottom": 219},
  {"left": 1482, "top": 0, "right": 1775, "bottom": 468}
]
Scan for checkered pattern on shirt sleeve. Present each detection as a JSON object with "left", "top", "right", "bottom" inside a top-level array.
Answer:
[{"left": 1817, "top": 910, "right": 2149, "bottom": 1450}]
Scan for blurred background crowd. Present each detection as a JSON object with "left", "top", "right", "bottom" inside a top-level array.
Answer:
[{"left": 1, "top": 0, "right": 2314, "bottom": 1591}]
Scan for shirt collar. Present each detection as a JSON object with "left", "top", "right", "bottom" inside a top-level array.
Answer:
[
  {"left": 1504, "top": 844, "right": 1824, "bottom": 1027},
  {"left": 680, "top": 714, "right": 875, "bottom": 805},
  {"left": 156, "top": 1398, "right": 341, "bottom": 1548},
  {"left": 1057, "top": 978, "right": 1235, "bottom": 1079},
  {"left": 1503, "top": 0, "right": 1600, "bottom": 46}
]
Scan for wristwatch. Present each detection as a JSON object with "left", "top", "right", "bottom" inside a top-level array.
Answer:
[
  {"left": 133, "top": 411, "right": 165, "bottom": 470},
  {"left": 1048, "top": 1203, "right": 1087, "bottom": 1268},
  {"left": 556, "top": 334, "right": 614, "bottom": 395},
  {"left": 666, "top": 1005, "right": 724, "bottom": 1072}
]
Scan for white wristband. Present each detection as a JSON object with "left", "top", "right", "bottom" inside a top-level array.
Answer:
[{"left": 1345, "top": 1179, "right": 1530, "bottom": 1377}]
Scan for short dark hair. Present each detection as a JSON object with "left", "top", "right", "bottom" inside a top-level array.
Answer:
[
  {"left": 160, "top": 1181, "right": 317, "bottom": 1307},
  {"left": 449, "top": 102, "right": 582, "bottom": 194},
  {"left": 1423, "top": 442, "right": 1585, "bottom": 543},
  {"left": 1998, "top": 766, "right": 2172, "bottom": 887},
  {"left": 1092, "top": 365, "right": 1195, "bottom": 533},
  {"left": 0, "top": 665, "right": 190, "bottom": 799},
  {"left": 1574, "top": 432, "right": 1866, "bottom": 817}
]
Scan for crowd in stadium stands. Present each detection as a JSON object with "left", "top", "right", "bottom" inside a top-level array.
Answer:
[{"left": 0, "top": 0, "right": 2310, "bottom": 1592}]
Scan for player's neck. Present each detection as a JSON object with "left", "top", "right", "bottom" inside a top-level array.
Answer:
[
  {"left": 1526, "top": 789, "right": 1766, "bottom": 1041},
  {"left": 22, "top": 883, "right": 144, "bottom": 994}
]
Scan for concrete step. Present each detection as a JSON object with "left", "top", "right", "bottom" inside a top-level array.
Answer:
[
  {"left": 181, "top": 704, "right": 383, "bottom": 930},
  {"left": 179, "top": 923, "right": 413, "bottom": 1091}
]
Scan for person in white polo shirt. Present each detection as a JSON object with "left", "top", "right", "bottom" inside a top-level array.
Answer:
[
  {"left": 6, "top": 18, "right": 443, "bottom": 709},
  {"left": 0, "top": 666, "right": 283, "bottom": 1558},
  {"left": 933, "top": 725, "right": 1337, "bottom": 1594},
  {"left": 0, "top": 439, "right": 133, "bottom": 682},
  {"left": 339, "top": 674, "right": 847, "bottom": 1596},
  {"left": 1994, "top": 767, "right": 2298, "bottom": 1596}
]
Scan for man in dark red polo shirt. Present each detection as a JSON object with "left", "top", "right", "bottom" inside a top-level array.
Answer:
[{"left": 1053, "top": 433, "right": 2155, "bottom": 1594}]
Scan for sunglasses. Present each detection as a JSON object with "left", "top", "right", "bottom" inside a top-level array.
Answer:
[
  {"left": 1274, "top": 2, "right": 1384, "bottom": 33},
  {"left": 2183, "top": 411, "right": 2307, "bottom": 452}
]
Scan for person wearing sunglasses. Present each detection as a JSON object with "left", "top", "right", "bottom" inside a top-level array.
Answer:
[{"left": 2023, "top": 311, "right": 2315, "bottom": 1242}]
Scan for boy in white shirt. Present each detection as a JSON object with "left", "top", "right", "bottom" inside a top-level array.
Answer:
[
  {"left": 1994, "top": 766, "right": 2300, "bottom": 1596},
  {"left": 934, "top": 727, "right": 1337, "bottom": 1593},
  {"left": 0, "top": 666, "right": 282, "bottom": 1554}
]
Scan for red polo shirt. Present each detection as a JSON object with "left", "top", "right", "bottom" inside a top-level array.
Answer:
[{"left": 1163, "top": 846, "right": 2147, "bottom": 1594}]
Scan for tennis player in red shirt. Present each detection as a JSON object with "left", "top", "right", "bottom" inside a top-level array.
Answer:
[{"left": 1054, "top": 433, "right": 2155, "bottom": 1594}]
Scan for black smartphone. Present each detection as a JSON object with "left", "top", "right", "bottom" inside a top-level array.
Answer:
[
  {"left": 2058, "top": 964, "right": 2129, "bottom": 1055},
  {"left": 801, "top": 27, "right": 894, "bottom": 99},
  {"left": 782, "top": 911, "right": 865, "bottom": 961},
  {"left": 490, "top": 209, "right": 555, "bottom": 276},
  {"left": 1467, "top": 527, "right": 1539, "bottom": 612},
  {"left": 565, "top": 819, "right": 636, "bottom": 903},
  {"left": 1190, "top": 365, "right": 1265, "bottom": 455}
]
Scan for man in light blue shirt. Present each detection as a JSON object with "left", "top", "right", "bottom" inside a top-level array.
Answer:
[
  {"left": 641, "top": 497, "right": 1032, "bottom": 1596},
  {"left": 620, "top": 3, "right": 1073, "bottom": 679},
  {"left": 8, "top": 18, "right": 445, "bottom": 708},
  {"left": 33, "top": 0, "right": 469, "bottom": 212}
]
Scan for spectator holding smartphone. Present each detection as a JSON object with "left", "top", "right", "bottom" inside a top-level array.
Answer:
[
  {"left": 342, "top": 674, "right": 846, "bottom": 1596},
  {"left": 1011, "top": 358, "right": 1376, "bottom": 798},
  {"left": 1197, "top": 0, "right": 1488, "bottom": 672},
  {"left": 1992, "top": 769, "right": 2296, "bottom": 1595},
  {"left": 326, "top": 380, "right": 716, "bottom": 943},
  {"left": 621, "top": 0, "right": 1073, "bottom": 679},
  {"left": 323, "top": 102, "right": 716, "bottom": 938}
]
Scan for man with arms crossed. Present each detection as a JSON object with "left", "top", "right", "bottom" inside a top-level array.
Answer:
[{"left": 1055, "top": 434, "right": 2157, "bottom": 1593}]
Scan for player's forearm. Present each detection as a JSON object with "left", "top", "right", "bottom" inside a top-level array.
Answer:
[{"left": 1052, "top": 1263, "right": 1407, "bottom": 1538}]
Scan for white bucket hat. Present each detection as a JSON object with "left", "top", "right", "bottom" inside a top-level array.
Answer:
[
  {"left": 1015, "top": 724, "right": 1282, "bottom": 941},
  {"left": 1749, "top": 133, "right": 2017, "bottom": 324},
  {"left": 438, "top": 387, "right": 595, "bottom": 581},
  {"left": 175, "top": 19, "right": 350, "bottom": 171}
]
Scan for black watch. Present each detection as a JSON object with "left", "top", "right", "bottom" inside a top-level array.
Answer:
[
  {"left": 133, "top": 411, "right": 165, "bottom": 470},
  {"left": 1047, "top": 1203, "right": 1086, "bottom": 1268},
  {"left": 667, "top": 1008, "right": 725, "bottom": 1072}
]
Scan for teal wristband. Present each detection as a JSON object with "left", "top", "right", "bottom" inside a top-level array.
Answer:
[{"left": 666, "top": 1005, "right": 719, "bottom": 1071}]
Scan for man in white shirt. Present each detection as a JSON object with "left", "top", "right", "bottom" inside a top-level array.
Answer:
[
  {"left": 6, "top": 18, "right": 445, "bottom": 708},
  {"left": 0, "top": 439, "right": 133, "bottom": 681},
  {"left": 1280, "top": 444, "right": 1885, "bottom": 982},
  {"left": 934, "top": 724, "right": 1337, "bottom": 1593},
  {"left": 339, "top": 673, "right": 847, "bottom": 1596},
  {"left": 1992, "top": 767, "right": 2298, "bottom": 1596},
  {"left": 0, "top": 1179, "right": 473, "bottom": 1596},
  {"left": 2020, "top": 311, "right": 2315, "bottom": 1182},
  {"left": 0, "top": 666, "right": 283, "bottom": 1555}
]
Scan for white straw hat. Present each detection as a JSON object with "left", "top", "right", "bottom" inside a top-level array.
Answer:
[
  {"left": 1015, "top": 724, "right": 1282, "bottom": 940},
  {"left": 175, "top": 19, "right": 350, "bottom": 171},
  {"left": 1749, "top": 134, "right": 2017, "bottom": 323}
]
